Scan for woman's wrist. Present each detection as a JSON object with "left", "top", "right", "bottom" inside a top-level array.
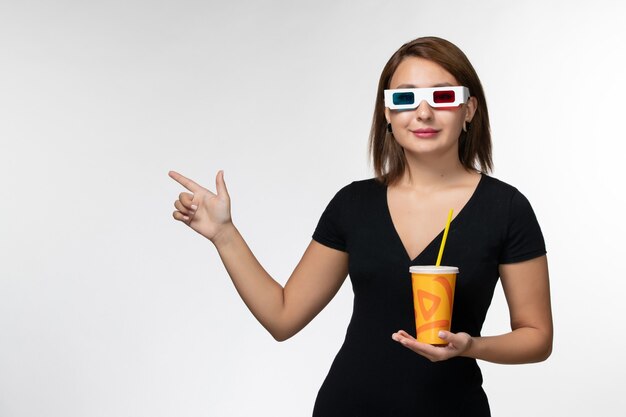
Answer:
[
  {"left": 211, "top": 222, "right": 238, "bottom": 248},
  {"left": 461, "top": 335, "right": 482, "bottom": 360},
  {"left": 458, "top": 329, "right": 552, "bottom": 364}
]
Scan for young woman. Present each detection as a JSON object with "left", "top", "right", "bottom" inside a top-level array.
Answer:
[{"left": 169, "top": 36, "right": 553, "bottom": 417}]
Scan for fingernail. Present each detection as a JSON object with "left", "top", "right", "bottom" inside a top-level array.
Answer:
[
  {"left": 191, "top": 205, "right": 198, "bottom": 210},
  {"left": 183, "top": 215, "right": 190, "bottom": 221},
  {"left": 438, "top": 331, "right": 445, "bottom": 338}
]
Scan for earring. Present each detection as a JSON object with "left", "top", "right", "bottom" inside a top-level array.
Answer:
[
  {"left": 462, "top": 121, "right": 468, "bottom": 133},
  {"left": 387, "top": 123, "right": 393, "bottom": 133}
]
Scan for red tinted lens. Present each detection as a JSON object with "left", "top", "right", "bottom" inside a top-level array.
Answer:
[{"left": 433, "top": 90, "right": 455, "bottom": 104}]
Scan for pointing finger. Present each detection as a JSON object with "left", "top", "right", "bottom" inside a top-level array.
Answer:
[{"left": 169, "top": 170, "right": 206, "bottom": 193}]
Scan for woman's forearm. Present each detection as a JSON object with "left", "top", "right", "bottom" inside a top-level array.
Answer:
[
  {"left": 464, "top": 327, "right": 553, "bottom": 364},
  {"left": 212, "top": 223, "right": 287, "bottom": 340}
]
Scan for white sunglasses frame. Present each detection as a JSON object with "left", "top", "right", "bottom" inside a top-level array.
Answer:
[{"left": 384, "top": 86, "right": 470, "bottom": 110}]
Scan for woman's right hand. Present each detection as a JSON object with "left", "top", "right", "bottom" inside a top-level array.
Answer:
[
  {"left": 169, "top": 169, "right": 350, "bottom": 341},
  {"left": 168, "top": 170, "right": 233, "bottom": 243}
]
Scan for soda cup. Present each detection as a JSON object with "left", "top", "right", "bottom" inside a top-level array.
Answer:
[{"left": 409, "top": 266, "right": 459, "bottom": 345}]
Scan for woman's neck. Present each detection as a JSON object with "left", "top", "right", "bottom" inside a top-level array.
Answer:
[{"left": 397, "top": 152, "right": 476, "bottom": 192}]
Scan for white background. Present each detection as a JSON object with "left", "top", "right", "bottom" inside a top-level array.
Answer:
[{"left": 1, "top": 0, "right": 625, "bottom": 416}]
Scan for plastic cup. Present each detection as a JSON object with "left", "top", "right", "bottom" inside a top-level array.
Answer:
[{"left": 409, "top": 266, "right": 459, "bottom": 345}]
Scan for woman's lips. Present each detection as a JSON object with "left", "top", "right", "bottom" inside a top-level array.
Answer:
[{"left": 412, "top": 128, "right": 440, "bottom": 138}]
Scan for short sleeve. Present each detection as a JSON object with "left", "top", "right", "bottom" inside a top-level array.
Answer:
[
  {"left": 499, "top": 190, "right": 546, "bottom": 264},
  {"left": 312, "top": 185, "right": 350, "bottom": 252}
]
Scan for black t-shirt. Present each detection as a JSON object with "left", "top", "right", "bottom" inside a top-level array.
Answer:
[{"left": 311, "top": 174, "right": 546, "bottom": 417}]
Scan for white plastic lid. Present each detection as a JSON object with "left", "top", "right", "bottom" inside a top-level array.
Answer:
[{"left": 409, "top": 266, "right": 459, "bottom": 274}]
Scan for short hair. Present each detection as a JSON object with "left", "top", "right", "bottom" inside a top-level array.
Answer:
[{"left": 369, "top": 36, "right": 492, "bottom": 185}]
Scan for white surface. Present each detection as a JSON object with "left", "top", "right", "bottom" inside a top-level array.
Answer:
[{"left": 1, "top": 1, "right": 624, "bottom": 416}]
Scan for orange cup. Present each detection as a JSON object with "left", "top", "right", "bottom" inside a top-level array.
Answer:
[{"left": 409, "top": 266, "right": 459, "bottom": 345}]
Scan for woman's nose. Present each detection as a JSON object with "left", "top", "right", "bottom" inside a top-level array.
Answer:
[{"left": 415, "top": 100, "right": 434, "bottom": 120}]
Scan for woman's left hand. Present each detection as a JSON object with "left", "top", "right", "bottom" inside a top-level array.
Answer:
[{"left": 391, "top": 330, "right": 473, "bottom": 362}]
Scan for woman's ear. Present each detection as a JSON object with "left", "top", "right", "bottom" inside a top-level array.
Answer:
[
  {"left": 384, "top": 107, "right": 391, "bottom": 125},
  {"left": 465, "top": 96, "right": 478, "bottom": 123}
]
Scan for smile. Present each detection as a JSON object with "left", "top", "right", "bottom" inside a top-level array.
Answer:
[{"left": 412, "top": 128, "right": 440, "bottom": 138}]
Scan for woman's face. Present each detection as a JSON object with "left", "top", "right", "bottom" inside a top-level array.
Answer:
[{"left": 385, "top": 56, "right": 476, "bottom": 162}]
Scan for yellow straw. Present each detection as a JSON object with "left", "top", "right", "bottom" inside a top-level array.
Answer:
[{"left": 435, "top": 209, "right": 454, "bottom": 267}]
